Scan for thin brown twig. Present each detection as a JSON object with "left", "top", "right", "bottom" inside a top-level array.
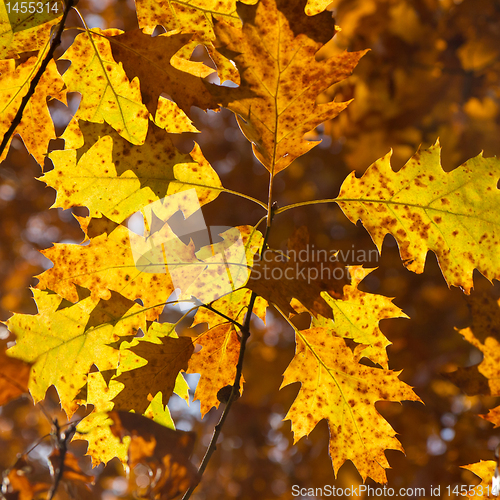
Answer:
[
  {"left": 0, "top": 0, "right": 75, "bottom": 161},
  {"left": 181, "top": 206, "right": 275, "bottom": 500},
  {"left": 47, "top": 419, "right": 77, "bottom": 500}
]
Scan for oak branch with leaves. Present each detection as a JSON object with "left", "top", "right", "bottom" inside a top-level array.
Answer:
[{"left": 1, "top": 0, "right": 500, "bottom": 498}]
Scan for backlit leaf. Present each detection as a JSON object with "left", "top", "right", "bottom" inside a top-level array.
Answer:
[
  {"left": 0, "top": 0, "right": 62, "bottom": 59},
  {"left": 179, "top": 225, "right": 263, "bottom": 304},
  {"left": 0, "top": 55, "right": 64, "bottom": 165},
  {"left": 337, "top": 142, "right": 500, "bottom": 293},
  {"left": 211, "top": 0, "right": 366, "bottom": 174},
  {"left": 461, "top": 461, "right": 497, "bottom": 500},
  {"left": 281, "top": 324, "right": 421, "bottom": 483},
  {"left": 313, "top": 267, "right": 406, "bottom": 369},
  {"left": 187, "top": 288, "right": 266, "bottom": 416},
  {"left": 36, "top": 224, "right": 176, "bottom": 321},
  {"left": 6, "top": 289, "right": 146, "bottom": 415},
  {"left": 154, "top": 96, "right": 200, "bottom": 133},
  {"left": 44, "top": 120, "right": 223, "bottom": 224},
  {"left": 60, "top": 28, "right": 149, "bottom": 145},
  {"left": 135, "top": 0, "right": 240, "bottom": 39},
  {"left": 73, "top": 371, "right": 130, "bottom": 467},
  {"left": 305, "top": 0, "right": 333, "bottom": 15},
  {"left": 484, "top": 406, "right": 500, "bottom": 428}
]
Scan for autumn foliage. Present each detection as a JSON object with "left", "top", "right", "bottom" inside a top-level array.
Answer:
[{"left": 1, "top": 0, "right": 500, "bottom": 499}]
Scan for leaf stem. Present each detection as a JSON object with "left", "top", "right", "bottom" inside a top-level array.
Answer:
[
  {"left": 274, "top": 197, "right": 339, "bottom": 216},
  {"left": 0, "top": 0, "right": 76, "bottom": 161}
]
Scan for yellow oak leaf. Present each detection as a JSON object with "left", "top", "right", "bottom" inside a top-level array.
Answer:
[
  {"left": 6, "top": 289, "right": 147, "bottom": 415},
  {"left": 112, "top": 325, "right": 194, "bottom": 415},
  {"left": 60, "top": 28, "right": 149, "bottom": 145},
  {"left": 305, "top": 0, "right": 333, "bottom": 15},
  {"left": 108, "top": 30, "right": 219, "bottom": 116},
  {"left": 44, "top": 120, "right": 222, "bottom": 224},
  {"left": 135, "top": 0, "right": 240, "bottom": 39},
  {"left": 0, "top": 55, "right": 64, "bottom": 165},
  {"left": 211, "top": 0, "right": 366, "bottom": 175},
  {"left": 73, "top": 371, "right": 130, "bottom": 467},
  {"left": 281, "top": 326, "right": 421, "bottom": 483},
  {"left": 310, "top": 267, "right": 406, "bottom": 369},
  {"left": 461, "top": 461, "right": 498, "bottom": 500},
  {"left": 337, "top": 142, "right": 500, "bottom": 293},
  {"left": 74, "top": 323, "right": 185, "bottom": 467},
  {"left": 36, "top": 224, "right": 176, "bottom": 321},
  {"left": 0, "top": 0, "right": 61, "bottom": 59},
  {"left": 154, "top": 96, "right": 200, "bottom": 133},
  {"left": 180, "top": 225, "right": 263, "bottom": 304}
]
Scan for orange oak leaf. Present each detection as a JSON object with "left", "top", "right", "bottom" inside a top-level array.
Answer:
[
  {"left": 36, "top": 224, "right": 176, "bottom": 321},
  {"left": 187, "top": 288, "right": 266, "bottom": 416},
  {"left": 281, "top": 325, "right": 421, "bottom": 483},
  {"left": 247, "top": 226, "right": 347, "bottom": 318},
  {"left": 483, "top": 406, "right": 500, "bottom": 428},
  {"left": 211, "top": 0, "right": 367, "bottom": 174},
  {"left": 0, "top": 338, "right": 30, "bottom": 405},
  {"left": 188, "top": 323, "right": 241, "bottom": 417},
  {"left": 461, "top": 461, "right": 498, "bottom": 500},
  {"left": 0, "top": 55, "right": 64, "bottom": 165},
  {"left": 109, "top": 30, "right": 219, "bottom": 116}
]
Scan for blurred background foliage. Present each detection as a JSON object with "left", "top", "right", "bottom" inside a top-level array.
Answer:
[{"left": 1, "top": 0, "right": 500, "bottom": 498}]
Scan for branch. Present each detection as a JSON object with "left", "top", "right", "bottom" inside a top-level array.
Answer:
[
  {"left": 200, "top": 303, "right": 245, "bottom": 332},
  {"left": 47, "top": 419, "right": 77, "bottom": 500},
  {"left": 0, "top": 0, "right": 75, "bottom": 161},
  {"left": 181, "top": 212, "right": 274, "bottom": 500}
]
